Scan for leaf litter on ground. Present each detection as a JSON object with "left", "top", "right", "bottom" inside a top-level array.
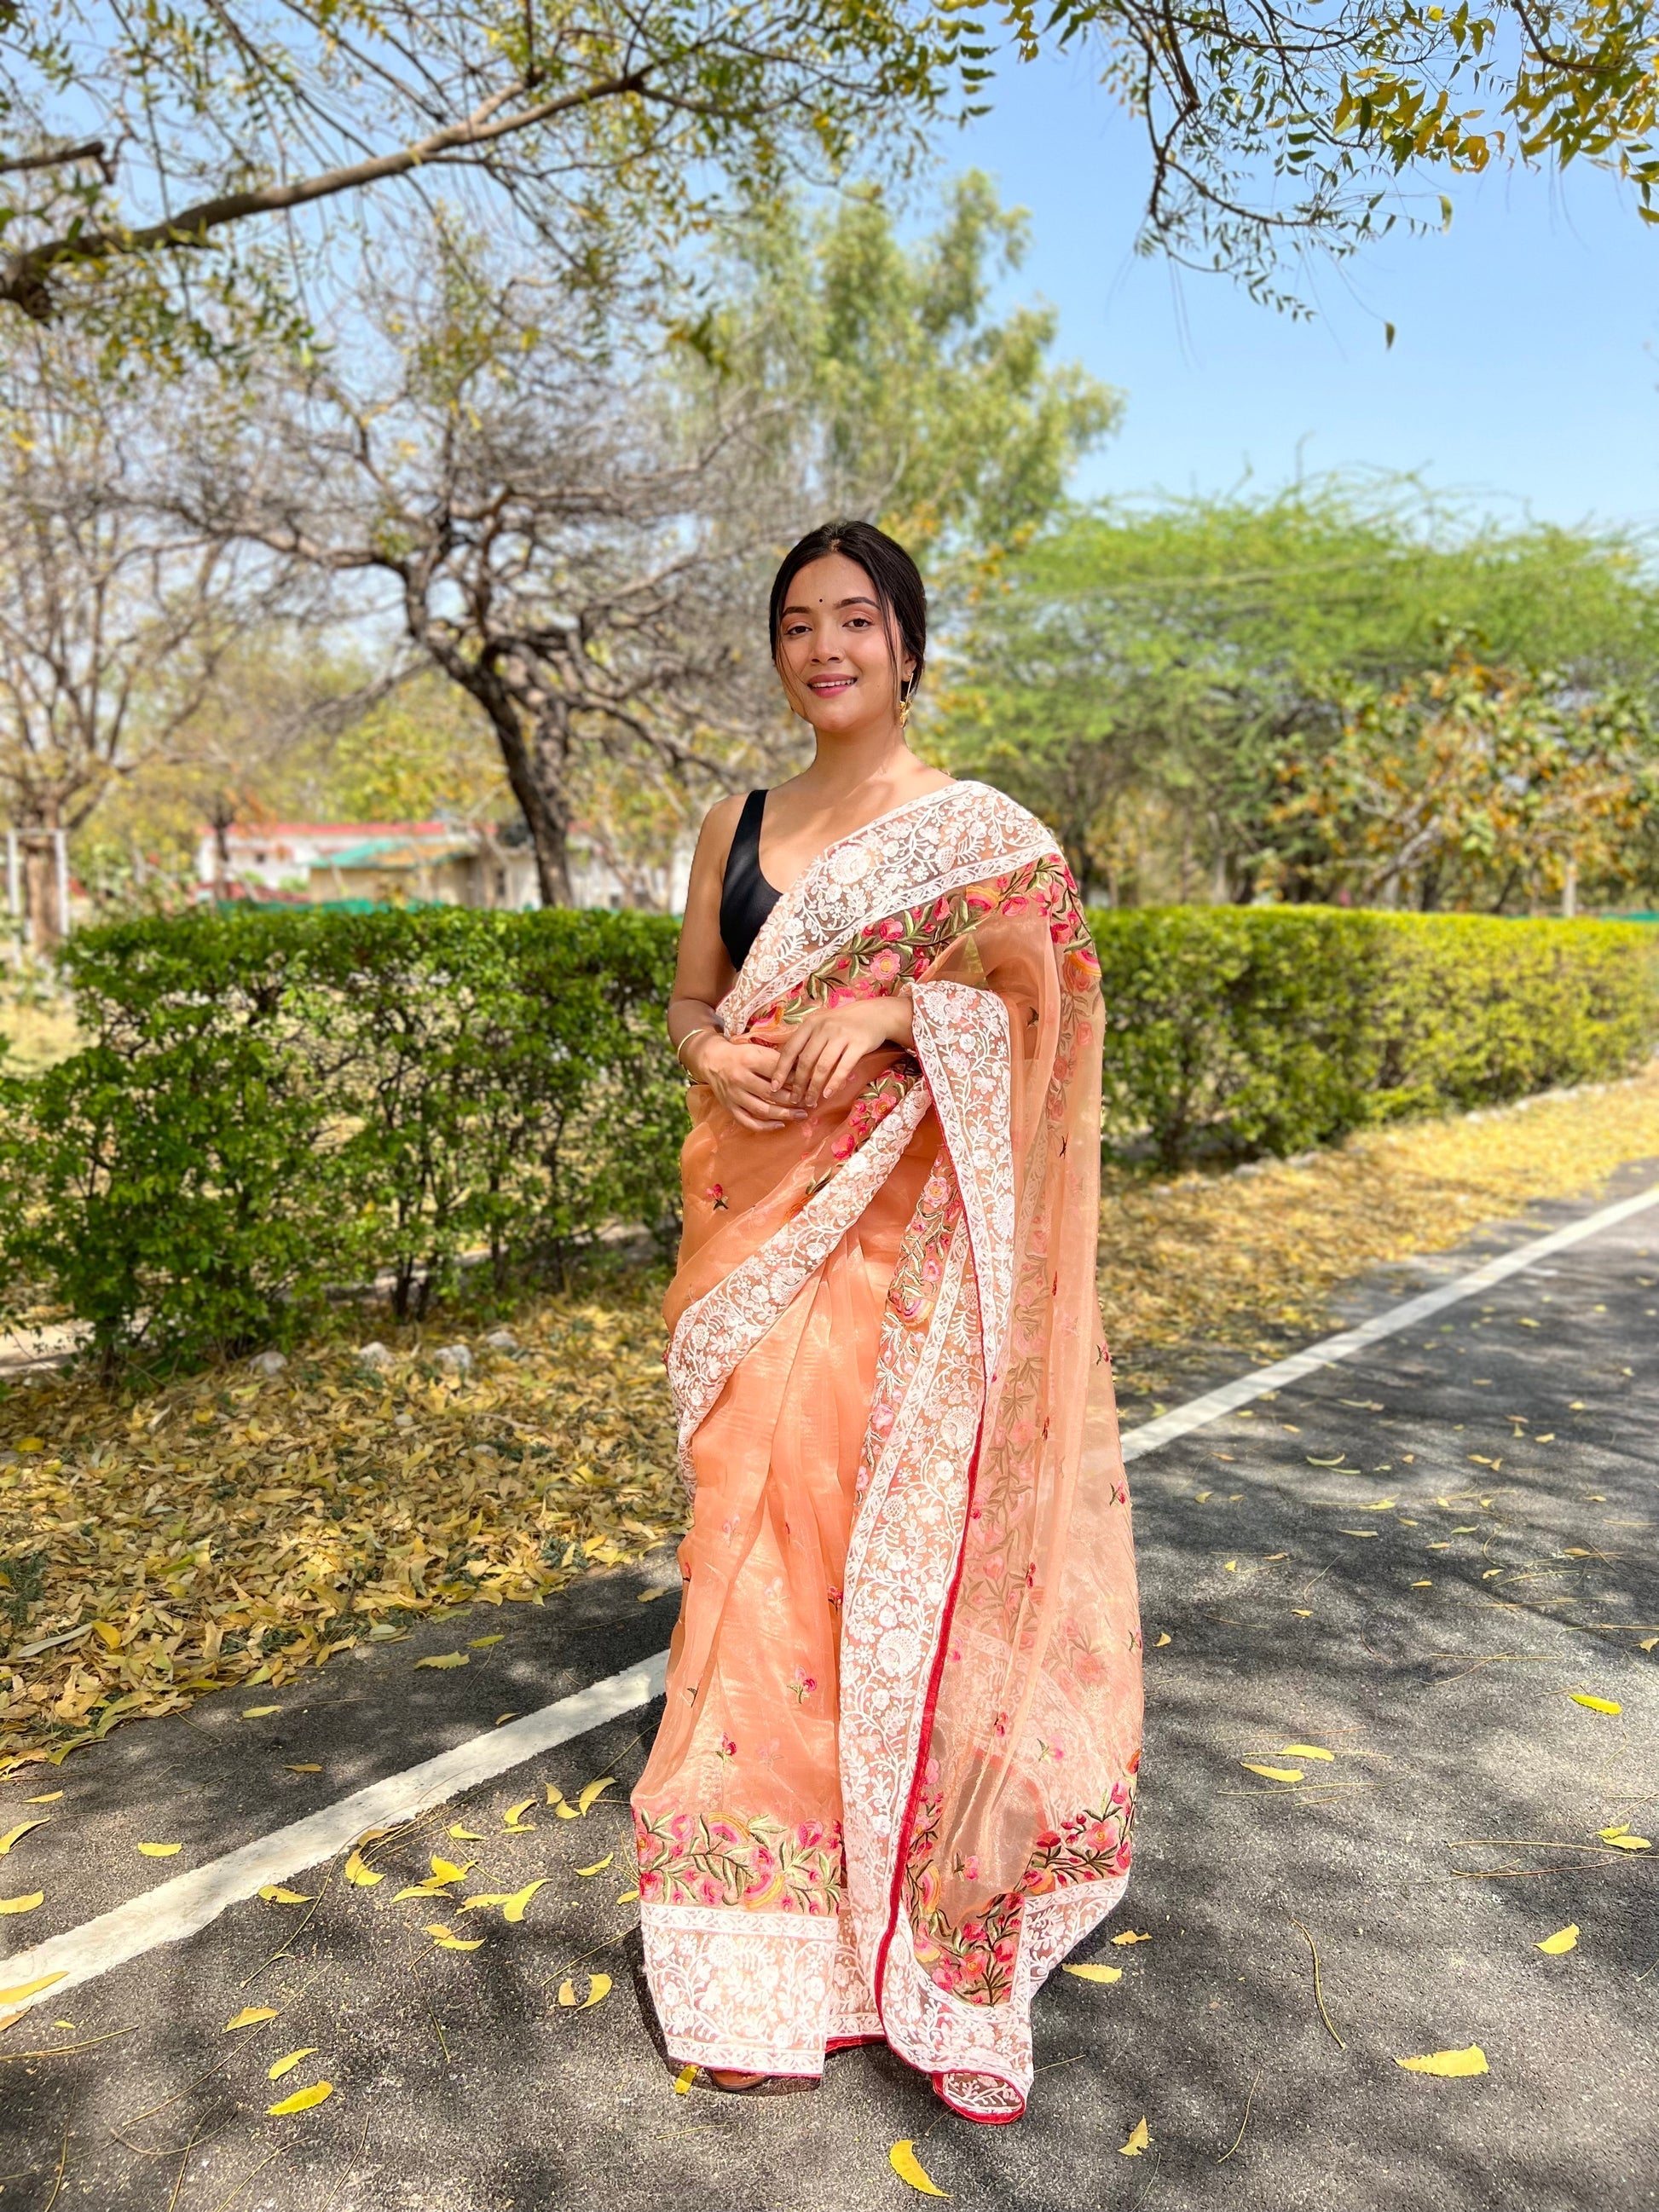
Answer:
[{"left": 5, "top": 1073, "right": 1659, "bottom": 1763}]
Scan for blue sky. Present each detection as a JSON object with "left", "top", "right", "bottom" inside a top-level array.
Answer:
[{"left": 947, "top": 46, "right": 1659, "bottom": 531}]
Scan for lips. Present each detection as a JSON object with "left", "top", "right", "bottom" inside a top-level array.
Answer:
[{"left": 808, "top": 678, "right": 855, "bottom": 696}]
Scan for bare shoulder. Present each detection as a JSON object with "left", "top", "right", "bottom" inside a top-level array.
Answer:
[{"left": 691, "top": 791, "right": 749, "bottom": 879}]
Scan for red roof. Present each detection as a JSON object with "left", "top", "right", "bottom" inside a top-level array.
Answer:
[{"left": 208, "top": 820, "right": 452, "bottom": 840}]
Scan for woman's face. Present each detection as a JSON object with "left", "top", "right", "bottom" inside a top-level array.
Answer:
[{"left": 776, "top": 552, "right": 915, "bottom": 735}]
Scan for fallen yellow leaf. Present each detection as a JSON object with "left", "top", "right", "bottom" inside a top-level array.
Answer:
[
  {"left": 673, "top": 2063, "right": 697, "bottom": 2094},
  {"left": 889, "top": 2140, "right": 950, "bottom": 2196},
  {"left": 258, "top": 1886, "right": 314, "bottom": 1905},
  {"left": 90, "top": 1621, "right": 121, "bottom": 1650},
  {"left": 137, "top": 1842, "right": 181, "bottom": 1858},
  {"left": 268, "top": 2048, "right": 317, "bottom": 2080},
  {"left": 286, "top": 1764, "right": 321, "bottom": 1774},
  {"left": 1110, "top": 1931, "right": 1151, "bottom": 1945},
  {"left": 1602, "top": 1833, "right": 1651, "bottom": 1851},
  {"left": 242, "top": 1706, "right": 280, "bottom": 1718},
  {"left": 1338, "top": 1529, "right": 1379, "bottom": 1538},
  {"left": 1153, "top": 1632, "right": 1171, "bottom": 1648},
  {"left": 616, "top": 1887, "right": 640, "bottom": 1904},
  {"left": 576, "top": 1973, "right": 611, "bottom": 2010},
  {"left": 0, "top": 1821, "right": 48, "bottom": 1854},
  {"left": 469, "top": 1634, "right": 504, "bottom": 1648},
  {"left": 1535, "top": 1926, "right": 1578, "bottom": 1955},
  {"left": 224, "top": 2007, "right": 279, "bottom": 2031},
  {"left": 638, "top": 1587, "right": 667, "bottom": 1603},
  {"left": 1395, "top": 2045, "right": 1488, "bottom": 2077},
  {"left": 267, "top": 2080, "right": 333, "bottom": 2115},
  {"left": 1242, "top": 1764, "right": 1304, "bottom": 1783},
  {"left": 0, "top": 1972, "right": 63, "bottom": 2008},
  {"left": 24, "top": 1793, "right": 62, "bottom": 1804},
  {"left": 577, "top": 1777, "right": 616, "bottom": 1816},
  {"left": 1279, "top": 1745, "right": 1334, "bottom": 1761},
  {"left": 460, "top": 1879, "right": 547, "bottom": 1923},
  {"left": 1412, "top": 1580, "right": 1433, "bottom": 1589},
  {"left": 448, "top": 1824, "right": 485, "bottom": 1842},
  {"left": 343, "top": 1851, "right": 383, "bottom": 1886},
  {"left": 1223, "top": 1560, "right": 1237, "bottom": 1573},
  {"left": 1120, "top": 2117, "right": 1151, "bottom": 2157},
  {"left": 0, "top": 1893, "right": 43, "bottom": 1915},
  {"left": 427, "top": 1924, "right": 485, "bottom": 1952},
  {"left": 1569, "top": 1693, "right": 1621, "bottom": 1715},
  {"left": 414, "top": 1652, "right": 468, "bottom": 1670},
  {"left": 575, "top": 1854, "right": 614, "bottom": 1878},
  {"left": 1640, "top": 1637, "right": 1658, "bottom": 1653},
  {"left": 503, "top": 1798, "right": 536, "bottom": 1833},
  {"left": 1062, "top": 1963, "right": 1122, "bottom": 1984}
]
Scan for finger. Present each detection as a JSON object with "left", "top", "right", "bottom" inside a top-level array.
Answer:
[
  {"left": 785, "top": 1027, "right": 832, "bottom": 1095},
  {"left": 768, "top": 1030, "right": 812, "bottom": 1092},
  {"left": 733, "top": 1081, "right": 803, "bottom": 1122}
]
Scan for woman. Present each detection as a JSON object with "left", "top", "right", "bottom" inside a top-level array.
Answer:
[{"left": 631, "top": 519, "right": 1142, "bottom": 2123}]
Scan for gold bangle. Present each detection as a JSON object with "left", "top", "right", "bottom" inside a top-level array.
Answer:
[{"left": 674, "top": 1025, "right": 716, "bottom": 1071}]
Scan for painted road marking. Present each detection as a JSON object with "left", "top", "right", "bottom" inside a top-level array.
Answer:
[
  {"left": 1120, "top": 1176, "right": 1659, "bottom": 1462},
  {"left": 0, "top": 1654, "right": 668, "bottom": 2007},
  {"left": 4, "top": 1175, "right": 1655, "bottom": 2007}
]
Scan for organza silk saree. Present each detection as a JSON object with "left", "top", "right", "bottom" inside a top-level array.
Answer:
[{"left": 632, "top": 781, "right": 1142, "bottom": 2118}]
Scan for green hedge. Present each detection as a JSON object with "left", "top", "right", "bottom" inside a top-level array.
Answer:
[
  {"left": 0, "top": 907, "right": 684, "bottom": 1367},
  {"left": 1089, "top": 908, "right": 1659, "bottom": 1169},
  {"left": 1, "top": 904, "right": 1654, "bottom": 1368}
]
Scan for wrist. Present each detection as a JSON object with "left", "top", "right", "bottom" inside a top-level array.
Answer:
[{"left": 680, "top": 1027, "right": 721, "bottom": 1079}]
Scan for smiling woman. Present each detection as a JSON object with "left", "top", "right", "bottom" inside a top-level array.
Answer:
[{"left": 633, "top": 520, "right": 1144, "bottom": 2121}]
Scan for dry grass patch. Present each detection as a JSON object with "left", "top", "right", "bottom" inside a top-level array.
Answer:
[
  {"left": 1100, "top": 1065, "right": 1659, "bottom": 1397},
  {"left": 0, "top": 1296, "right": 675, "bottom": 1770}
]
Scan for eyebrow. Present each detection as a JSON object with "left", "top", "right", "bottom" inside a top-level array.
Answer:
[{"left": 780, "top": 594, "right": 881, "bottom": 617}]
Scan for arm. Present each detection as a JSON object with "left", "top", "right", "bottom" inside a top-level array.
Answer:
[{"left": 670, "top": 799, "right": 806, "bottom": 1134}]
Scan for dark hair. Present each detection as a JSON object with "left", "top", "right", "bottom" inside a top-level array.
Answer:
[{"left": 768, "top": 518, "right": 928, "bottom": 702}]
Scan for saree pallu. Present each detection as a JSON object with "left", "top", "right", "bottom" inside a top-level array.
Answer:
[{"left": 632, "top": 781, "right": 1142, "bottom": 2117}]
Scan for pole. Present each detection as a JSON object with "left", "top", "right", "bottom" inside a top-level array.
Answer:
[{"left": 54, "top": 826, "right": 70, "bottom": 942}]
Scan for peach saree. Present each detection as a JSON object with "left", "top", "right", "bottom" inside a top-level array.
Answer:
[{"left": 632, "top": 781, "right": 1142, "bottom": 2118}]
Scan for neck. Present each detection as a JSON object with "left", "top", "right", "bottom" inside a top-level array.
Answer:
[{"left": 801, "top": 721, "right": 912, "bottom": 804}]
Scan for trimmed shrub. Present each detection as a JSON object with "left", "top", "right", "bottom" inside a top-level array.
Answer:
[
  {"left": 1089, "top": 907, "right": 1659, "bottom": 1169},
  {"left": 0, "top": 906, "right": 682, "bottom": 1367},
  {"left": 1, "top": 903, "right": 1653, "bottom": 1367}
]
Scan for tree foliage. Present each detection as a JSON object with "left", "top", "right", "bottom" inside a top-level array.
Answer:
[
  {"left": 934, "top": 482, "right": 1659, "bottom": 909},
  {"left": 8, "top": 0, "right": 1659, "bottom": 339},
  {"left": 179, "top": 183, "right": 1107, "bottom": 905},
  {"left": 0, "top": 0, "right": 965, "bottom": 356}
]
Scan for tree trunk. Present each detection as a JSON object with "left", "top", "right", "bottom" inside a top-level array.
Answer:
[
  {"left": 23, "top": 838, "right": 61, "bottom": 956},
  {"left": 468, "top": 681, "right": 575, "bottom": 906}
]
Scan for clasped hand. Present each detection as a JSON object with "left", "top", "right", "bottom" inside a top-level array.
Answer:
[{"left": 684, "top": 995, "right": 910, "bottom": 1133}]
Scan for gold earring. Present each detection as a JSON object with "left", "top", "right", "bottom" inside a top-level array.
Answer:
[{"left": 899, "top": 680, "right": 912, "bottom": 728}]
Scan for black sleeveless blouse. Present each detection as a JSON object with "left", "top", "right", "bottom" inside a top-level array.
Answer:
[{"left": 720, "top": 788, "right": 780, "bottom": 971}]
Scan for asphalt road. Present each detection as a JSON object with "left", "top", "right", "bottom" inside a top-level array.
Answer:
[{"left": 0, "top": 1164, "right": 1655, "bottom": 2212}]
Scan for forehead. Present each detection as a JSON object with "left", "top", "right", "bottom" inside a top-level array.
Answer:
[{"left": 785, "top": 551, "right": 878, "bottom": 607}]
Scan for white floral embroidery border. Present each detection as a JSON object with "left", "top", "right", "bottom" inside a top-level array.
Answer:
[
  {"left": 667, "top": 1079, "right": 934, "bottom": 1488},
  {"left": 720, "top": 783, "right": 1060, "bottom": 1037},
  {"left": 910, "top": 981, "right": 1014, "bottom": 1373}
]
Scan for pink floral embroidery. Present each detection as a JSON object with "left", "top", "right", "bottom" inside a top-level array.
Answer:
[
  {"left": 635, "top": 1810, "right": 843, "bottom": 1915},
  {"left": 787, "top": 1667, "right": 818, "bottom": 1704},
  {"left": 902, "top": 1782, "right": 1136, "bottom": 2004}
]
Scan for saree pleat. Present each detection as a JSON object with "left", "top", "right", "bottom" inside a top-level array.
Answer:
[{"left": 633, "top": 783, "right": 1142, "bottom": 2107}]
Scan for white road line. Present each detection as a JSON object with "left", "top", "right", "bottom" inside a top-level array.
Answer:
[
  {"left": 1120, "top": 1177, "right": 1659, "bottom": 1461},
  {"left": 6, "top": 1174, "right": 1655, "bottom": 2011},
  {"left": 0, "top": 1652, "right": 668, "bottom": 2008}
]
